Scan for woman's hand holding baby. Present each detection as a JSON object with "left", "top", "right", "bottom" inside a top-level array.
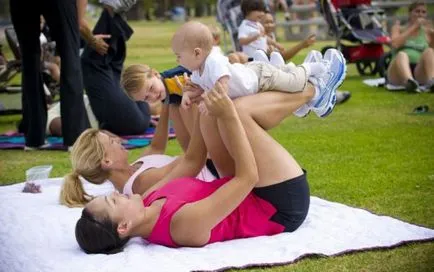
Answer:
[{"left": 201, "top": 82, "right": 236, "bottom": 120}]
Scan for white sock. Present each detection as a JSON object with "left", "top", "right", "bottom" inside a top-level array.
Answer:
[
  {"left": 308, "top": 78, "right": 320, "bottom": 104},
  {"left": 302, "top": 62, "right": 327, "bottom": 78}
]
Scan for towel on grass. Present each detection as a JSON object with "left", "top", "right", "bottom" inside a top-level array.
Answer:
[
  {"left": 0, "top": 178, "right": 433, "bottom": 272},
  {"left": 362, "top": 78, "right": 431, "bottom": 91},
  {"left": 0, "top": 127, "right": 175, "bottom": 150}
]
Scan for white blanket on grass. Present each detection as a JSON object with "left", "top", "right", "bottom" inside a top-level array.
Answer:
[{"left": 0, "top": 178, "right": 433, "bottom": 272}]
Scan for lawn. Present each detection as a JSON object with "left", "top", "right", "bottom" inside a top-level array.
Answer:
[{"left": 0, "top": 16, "right": 433, "bottom": 272}]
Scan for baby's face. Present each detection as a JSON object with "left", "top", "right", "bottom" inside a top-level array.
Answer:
[
  {"left": 246, "top": 11, "right": 265, "bottom": 22},
  {"left": 262, "top": 14, "right": 275, "bottom": 34},
  {"left": 131, "top": 75, "right": 166, "bottom": 103},
  {"left": 172, "top": 46, "right": 203, "bottom": 72}
]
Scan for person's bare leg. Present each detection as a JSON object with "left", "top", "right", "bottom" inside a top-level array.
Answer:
[
  {"left": 414, "top": 48, "right": 434, "bottom": 84},
  {"left": 169, "top": 104, "right": 191, "bottom": 152},
  {"left": 45, "top": 62, "right": 60, "bottom": 83},
  {"left": 234, "top": 110, "right": 303, "bottom": 187},
  {"left": 387, "top": 52, "right": 414, "bottom": 85},
  {"left": 179, "top": 105, "right": 196, "bottom": 135},
  {"left": 234, "top": 83, "right": 314, "bottom": 130},
  {"left": 200, "top": 114, "right": 235, "bottom": 177},
  {"left": 48, "top": 117, "right": 62, "bottom": 136},
  {"left": 205, "top": 90, "right": 309, "bottom": 180}
]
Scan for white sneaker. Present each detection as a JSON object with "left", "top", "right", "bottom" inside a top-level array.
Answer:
[
  {"left": 293, "top": 50, "right": 323, "bottom": 118},
  {"left": 311, "top": 49, "right": 347, "bottom": 118},
  {"left": 253, "top": 50, "right": 269, "bottom": 63},
  {"left": 303, "top": 50, "right": 322, "bottom": 63},
  {"left": 24, "top": 142, "right": 50, "bottom": 151},
  {"left": 270, "top": 51, "right": 285, "bottom": 67}
]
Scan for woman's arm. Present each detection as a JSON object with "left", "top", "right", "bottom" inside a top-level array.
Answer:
[
  {"left": 141, "top": 103, "right": 170, "bottom": 156},
  {"left": 77, "top": 0, "right": 110, "bottom": 55},
  {"left": 171, "top": 83, "right": 259, "bottom": 247},
  {"left": 390, "top": 20, "right": 420, "bottom": 49},
  {"left": 142, "top": 111, "right": 208, "bottom": 197}
]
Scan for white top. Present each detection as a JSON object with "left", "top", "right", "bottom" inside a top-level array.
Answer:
[
  {"left": 212, "top": 46, "right": 225, "bottom": 56},
  {"left": 237, "top": 19, "right": 267, "bottom": 58},
  {"left": 122, "top": 154, "right": 216, "bottom": 195},
  {"left": 191, "top": 49, "right": 258, "bottom": 99}
]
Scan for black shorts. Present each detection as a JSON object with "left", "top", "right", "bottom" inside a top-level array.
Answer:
[
  {"left": 206, "top": 159, "right": 220, "bottom": 179},
  {"left": 253, "top": 170, "right": 310, "bottom": 232}
]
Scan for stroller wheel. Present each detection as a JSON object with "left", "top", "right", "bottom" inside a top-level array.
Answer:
[
  {"left": 356, "top": 60, "right": 378, "bottom": 76},
  {"left": 377, "top": 52, "right": 393, "bottom": 78}
]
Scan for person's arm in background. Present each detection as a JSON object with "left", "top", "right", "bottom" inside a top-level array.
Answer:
[
  {"left": 425, "top": 20, "right": 434, "bottom": 48},
  {"left": 77, "top": 0, "right": 110, "bottom": 55},
  {"left": 141, "top": 103, "right": 170, "bottom": 156},
  {"left": 390, "top": 20, "right": 421, "bottom": 49},
  {"left": 281, "top": 34, "right": 316, "bottom": 61}
]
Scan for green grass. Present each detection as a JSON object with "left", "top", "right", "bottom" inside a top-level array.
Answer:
[{"left": 1, "top": 16, "right": 433, "bottom": 272}]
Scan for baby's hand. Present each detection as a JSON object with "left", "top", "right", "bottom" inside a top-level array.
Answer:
[{"left": 181, "top": 93, "right": 192, "bottom": 110}]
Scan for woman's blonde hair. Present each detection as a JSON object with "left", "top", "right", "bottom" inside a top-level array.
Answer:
[
  {"left": 60, "top": 128, "right": 109, "bottom": 207},
  {"left": 121, "top": 64, "right": 159, "bottom": 99}
]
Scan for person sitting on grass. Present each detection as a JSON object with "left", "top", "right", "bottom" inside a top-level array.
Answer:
[{"left": 74, "top": 82, "right": 310, "bottom": 253}]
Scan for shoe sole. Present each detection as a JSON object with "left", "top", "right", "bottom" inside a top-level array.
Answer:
[{"left": 316, "top": 49, "right": 347, "bottom": 117}]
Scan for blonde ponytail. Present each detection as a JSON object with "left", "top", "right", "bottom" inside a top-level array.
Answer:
[
  {"left": 60, "top": 128, "right": 109, "bottom": 207},
  {"left": 60, "top": 172, "right": 93, "bottom": 207}
]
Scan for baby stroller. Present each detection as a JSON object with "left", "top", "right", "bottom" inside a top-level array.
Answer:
[
  {"left": 0, "top": 26, "right": 59, "bottom": 115},
  {"left": 216, "top": 0, "right": 243, "bottom": 53},
  {"left": 0, "top": 27, "right": 22, "bottom": 94},
  {"left": 320, "top": 0, "right": 391, "bottom": 76}
]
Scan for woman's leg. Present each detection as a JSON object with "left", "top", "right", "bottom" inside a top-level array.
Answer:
[
  {"left": 169, "top": 104, "right": 191, "bottom": 152},
  {"left": 235, "top": 109, "right": 303, "bottom": 187},
  {"left": 10, "top": 0, "right": 47, "bottom": 147},
  {"left": 387, "top": 52, "right": 414, "bottom": 85},
  {"left": 414, "top": 48, "right": 434, "bottom": 84},
  {"left": 203, "top": 90, "right": 308, "bottom": 181},
  {"left": 234, "top": 83, "right": 314, "bottom": 130},
  {"left": 200, "top": 114, "right": 235, "bottom": 177}
]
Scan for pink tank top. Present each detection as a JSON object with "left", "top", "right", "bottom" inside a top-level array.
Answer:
[
  {"left": 143, "top": 177, "right": 284, "bottom": 247},
  {"left": 122, "top": 154, "right": 216, "bottom": 195}
]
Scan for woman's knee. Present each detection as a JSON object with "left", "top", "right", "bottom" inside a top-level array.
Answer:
[
  {"left": 422, "top": 47, "right": 434, "bottom": 57},
  {"left": 233, "top": 99, "right": 248, "bottom": 114},
  {"left": 395, "top": 51, "right": 410, "bottom": 62}
]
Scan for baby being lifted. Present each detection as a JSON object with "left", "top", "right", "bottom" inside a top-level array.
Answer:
[{"left": 171, "top": 21, "right": 346, "bottom": 118}]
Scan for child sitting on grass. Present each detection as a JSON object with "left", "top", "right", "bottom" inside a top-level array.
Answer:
[
  {"left": 237, "top": 0, "right": 268, "bottom": 59},
  {"left": 171, "top": 21, "right": 346, "bottom": 118}
]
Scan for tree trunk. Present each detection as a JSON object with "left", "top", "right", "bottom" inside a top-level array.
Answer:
[
  {"left": 195, "top": 2, "right": 204, "bottom": 17},
  {"left": 0, "top": 0, "right": 10, "bottom": 21}
]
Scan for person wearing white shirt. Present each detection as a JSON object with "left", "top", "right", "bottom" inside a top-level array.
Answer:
[
  {"left": 170, "top": 21, "right": 346, "bottom": 118},
  {"left": 237, "top": 0, "right": 268, "bottom": 58}
]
